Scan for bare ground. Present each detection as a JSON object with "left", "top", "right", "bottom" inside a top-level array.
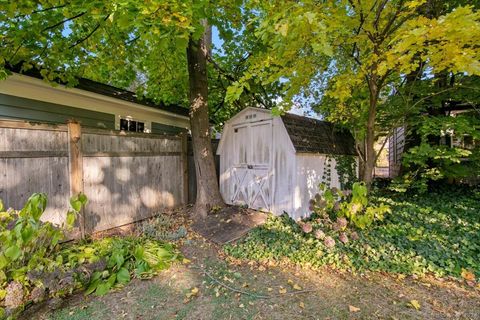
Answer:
[{"left": 21, "top": 233, "right": 480, "bottom": 320}]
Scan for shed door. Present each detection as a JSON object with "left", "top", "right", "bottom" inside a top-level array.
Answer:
[{"left": 231, "top": 120, "right": 273, "bottom": 211}]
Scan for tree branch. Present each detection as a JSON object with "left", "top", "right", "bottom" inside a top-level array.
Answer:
[
  {"left": 207, "top": 54, "right": 269, "bottom": 109},
  {"left": 69, "top": 14, "right": 110, "bottom": 49},
  {"left": 16, "top": 4, "right": 68, "bottom": 19},
  {"left": 43, "top": 12, "right": 86, "bottom": 32}
]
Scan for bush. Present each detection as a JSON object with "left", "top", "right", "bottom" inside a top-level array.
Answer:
[
  {"left": 0, "top": 194, "right": 180, "bottom": 319},
  {"left": 310, "top": 182, "right": 391, "bottom": 229}
]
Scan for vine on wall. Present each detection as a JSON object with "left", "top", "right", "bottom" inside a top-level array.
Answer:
[
  {"left": 333, "top": 155, "right": 357, "bottom": 190},
  {"left": 321, "top": 157, "right": 332, "bottom": 188}
]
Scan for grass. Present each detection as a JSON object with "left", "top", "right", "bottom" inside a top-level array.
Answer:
[{"left": 225, "top": 185, "right": 480, "bottom": 279}]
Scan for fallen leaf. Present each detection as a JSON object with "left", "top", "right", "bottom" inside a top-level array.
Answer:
[
  {"left": 279, "top": 287, "right": 287, "bottom": 294},
  {"left": 293, "top": 284, "right": 302, "bottom": 291},
  {"left": 258, "top": 266, "right": 266, "bottom": 272},
  {"left": 299, "top": 302, "right": 305, "bottom": 309},
  {"left": 267, "top": 287, "right": 273, "bottom": 292},
  {"left": 182, "top": 258, "right": 191, "bottom": 264},
  {"left": 349, "top": 305, "right": 360, "bottom": 313},
  {"left": 461, "top": 269, "right": 476, "bottom": 282},
  {"left": 239, "top": 304, "right": 244, "bottom": 308},
  {"left": 409, "top": 300, "right": 421, "bottom": 310},
  {"left": 287, "top": 279, "right": 294, "bottom": 285}
]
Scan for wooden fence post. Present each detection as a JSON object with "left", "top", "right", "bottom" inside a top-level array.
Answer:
[
  {"left": 181, "top": 132, "right": 189, "bottom": 205},
  {"left": 67, "top": 120, "right": 85, "bottom": 238}
]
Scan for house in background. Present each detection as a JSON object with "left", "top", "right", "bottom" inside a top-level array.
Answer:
[
  {"left": 217, "top": 107, "right": 357, "bottom": 219},
  {"left": 0, "top": 70, "right": 189, "bottom": 134}
]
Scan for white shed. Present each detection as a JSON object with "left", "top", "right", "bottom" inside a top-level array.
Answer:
[{"left": 217, "top": 107, "right": 357, "bottom": 219}]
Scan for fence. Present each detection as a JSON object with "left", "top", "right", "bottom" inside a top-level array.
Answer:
[{"left": 0, "top": 119, "right": 188, "bottom": 237}]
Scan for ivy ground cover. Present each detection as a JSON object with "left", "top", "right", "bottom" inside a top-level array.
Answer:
[{"left": 225, "top": 186, "right": 480, "bottom": 279}]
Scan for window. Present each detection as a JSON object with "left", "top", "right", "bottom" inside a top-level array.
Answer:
[{"left": 120, "top": 118, "right": 146, "bottom": 133}]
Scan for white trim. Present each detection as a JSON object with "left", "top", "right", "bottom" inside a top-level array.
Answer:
[{"left": 0, "top": 74, "right": 190, "bottom": 129}]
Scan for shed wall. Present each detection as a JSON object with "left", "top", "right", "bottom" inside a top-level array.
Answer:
[
  {"left": 218, "top": 108, "right": 297, "bottom": 216},
  {"left": 293, "top": 154, "right": 342, "bottom": 219}
]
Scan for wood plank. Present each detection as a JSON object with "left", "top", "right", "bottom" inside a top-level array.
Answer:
[
  {"left": 82, "top": 151, "right": 182, "bottom": 157},
  {"left": 67, "top": 121, "right": 85, "bottom": 238},
  {"left": 0, "top": 119, "right": 67, "bottom": 131},
  {"left": 82, "top": 127, "right": 181, "bottom": 140},
  {"left": 181, "top": 132, "right": 188, "bottom": 205},
  {"left": 0, "top": 151, "right": 68, "bottom": 158}
]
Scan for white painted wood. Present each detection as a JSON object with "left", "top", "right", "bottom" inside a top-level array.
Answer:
[{"left": 218, "top": 107, "right": 358, "bottom": 220}]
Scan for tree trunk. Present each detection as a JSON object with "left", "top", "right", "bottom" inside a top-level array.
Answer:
[
  {"left": 361, "top": 80, "right": 378, "bottom": 187},
  {"left": 186, "top": 22, "right": 225, "bottom": 219}
]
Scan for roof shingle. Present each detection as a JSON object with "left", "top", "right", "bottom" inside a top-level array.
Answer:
[{"left": 281, "top": 113, "right": 356, "bottom": 156}]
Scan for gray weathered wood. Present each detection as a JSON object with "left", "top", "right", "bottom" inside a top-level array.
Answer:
[{"left": 0, "top": 120, "right": 186, "bottom": 235}]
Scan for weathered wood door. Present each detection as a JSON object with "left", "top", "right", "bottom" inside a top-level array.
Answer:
[{"left": 231, "top": 120, "right": 273, "bottom": 211}]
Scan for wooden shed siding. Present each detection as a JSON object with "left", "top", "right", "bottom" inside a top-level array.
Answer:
[
  {"left": 218, "top": 107, "right": 358, "bottom": 220},
  {"left": 0, "top": 93, "right": 115, "bottom": 129},
  {"left": 271, "top": 116, "right": 296, "bottom": 216}
]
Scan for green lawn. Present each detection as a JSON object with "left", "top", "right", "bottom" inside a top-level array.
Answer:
[{"left": 225, "top": 186, "right": 480, "bottom": 278}]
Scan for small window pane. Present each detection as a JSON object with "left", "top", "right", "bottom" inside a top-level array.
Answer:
[
  {"left": 137, "top": 122, "right": 145, "bottom": 132},
  {"left": 120, "top": 118, "right": 128, "bottom": 131},
  {"left": 128, "top": 120, "right": 137, "bottom": 132}
]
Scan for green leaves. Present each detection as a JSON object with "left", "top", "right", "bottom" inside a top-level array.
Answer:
[
  {"left": 20, "top": 193, "right": 47, "bottom": 221},
  {"left": 116, "top": 267, "right": 131, "bottom": 284},
  {"left": 225, "top": 186, "right": 480, "bottom": 279},
  {"left": 70, "top": 193, "right": 88, "bottom": 212},
  {"left": 4, "top": 245, "right": 21, "bottom": 261}
]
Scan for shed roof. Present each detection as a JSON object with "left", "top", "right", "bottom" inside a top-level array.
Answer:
[{"left": 281, "top": 113, "right": 356, "bottom": 156}]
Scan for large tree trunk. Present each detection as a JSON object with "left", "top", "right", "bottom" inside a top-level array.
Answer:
[{"left": 186, "top": 22, "right": 225, "bottom": 219}]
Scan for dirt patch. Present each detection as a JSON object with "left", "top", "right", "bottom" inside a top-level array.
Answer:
[{"left": 192, "top": 206, "right": 267, "bottom": 244}]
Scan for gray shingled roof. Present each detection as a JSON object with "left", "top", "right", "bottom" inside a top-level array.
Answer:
[{"left": 281, "top": 113, "right": 357, "bottom": 156}]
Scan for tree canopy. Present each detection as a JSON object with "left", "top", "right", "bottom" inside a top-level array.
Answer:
[{"left": 226, "top": 0, "right": 480, "bottom": 184}]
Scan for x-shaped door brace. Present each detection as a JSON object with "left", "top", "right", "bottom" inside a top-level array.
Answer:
[
  {"left": 232, "top": 168, "right": 248, "bottom": 203},
  {"left": 249, "top": 174, "right": 270, "bottom": 210}
]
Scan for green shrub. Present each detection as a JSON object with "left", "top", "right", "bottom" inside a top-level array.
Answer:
[
  {"left": 311, "top": 182, "right": 391, "bottom": 229},
  {"left": 0, "top": 194, "right": 180, "bottom": 319},
  {"left": 225, "top": 186, "right": 480, "bottom": 279}
]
